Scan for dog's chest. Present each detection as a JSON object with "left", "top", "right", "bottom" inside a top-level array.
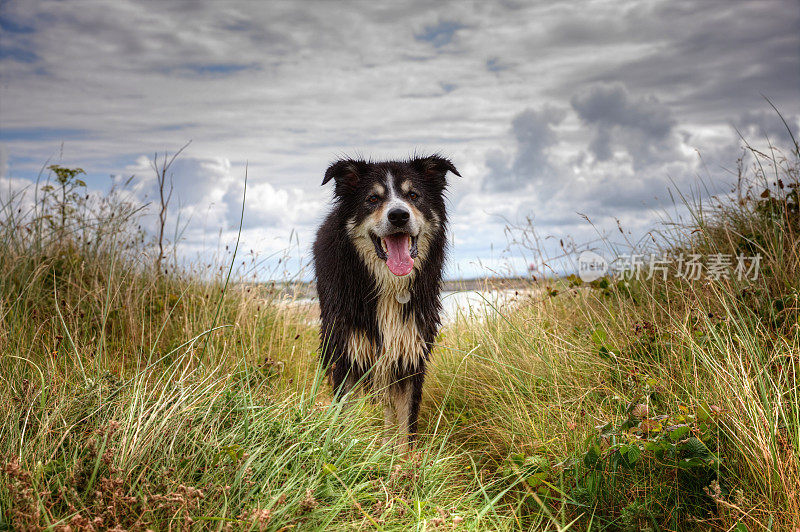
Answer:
[{"left": 348, "top": 293, "right": 424, "bottom": 387}]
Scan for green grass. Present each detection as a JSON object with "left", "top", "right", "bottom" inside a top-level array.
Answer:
[{"left": 1, "top": 136, "right": 798, "bottom": 530}]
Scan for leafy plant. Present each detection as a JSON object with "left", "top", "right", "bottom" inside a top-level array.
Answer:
[
  {"left": 42, "top": 164, "right": 86, "bottom": 235},
  {"left": 572, "top": 401, "right": 725, "bottom": 528}
]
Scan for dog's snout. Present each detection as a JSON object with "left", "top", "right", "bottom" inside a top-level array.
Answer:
[{"left": 387, "top": 208, "right": 410, "bottom": 227}]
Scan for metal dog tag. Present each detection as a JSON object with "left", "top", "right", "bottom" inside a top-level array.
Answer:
[{"left": 396, "top": 290, "right": 411, "bottom": 304}]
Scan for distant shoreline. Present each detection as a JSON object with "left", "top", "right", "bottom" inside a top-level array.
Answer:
[
  {"left": 255, "top": 276, "right": 540, "bottom": 300},
  {"left": 440, "top": 276, "right": 537, "bottom": 291}
]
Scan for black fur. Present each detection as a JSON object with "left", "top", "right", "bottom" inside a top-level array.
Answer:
[{"left": 313, "top": 155, "right": 459, "bottom": 448}]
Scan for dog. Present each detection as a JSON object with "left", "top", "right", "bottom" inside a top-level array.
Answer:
[{"left": 313, "top": 155, "right": 460, "bottom": 452}]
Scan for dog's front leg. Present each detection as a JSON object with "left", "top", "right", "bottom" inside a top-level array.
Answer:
[
  {"left": 382, "top": 402, "right": 397, "bottom": 448},
  {"left": 394, "top": 382, "right": 413, "bottom": 454},
  {"left": 394, "top": 374, "right": 424, "bottom": 453}
]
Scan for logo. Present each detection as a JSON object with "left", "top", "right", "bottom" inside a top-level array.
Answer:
[{"left": 578, "top": 251, "right": 608, "bottom": 282}]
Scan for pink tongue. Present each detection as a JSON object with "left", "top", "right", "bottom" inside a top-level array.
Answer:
[{"left": 384, "top": 234, "right": 413, "bottom": 276}]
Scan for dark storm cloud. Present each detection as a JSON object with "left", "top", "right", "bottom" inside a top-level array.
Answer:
[
  {"left": 483, "top": 105, "right": 566, "bottom": 192},
  {"left": 571, "top": 83, "right": 681, "bottom": 169},
  {"left": 734, "top": 110, "right": 799, "bottom": 147},
  {"left": 565, "top": 0, "right": 800, "bottom": 119},
  {"left": 571, "top": 84, "right": 674, "bottom": 140},
  {"left": 571, "top": 163, "right": 696, "bottom": 212}
]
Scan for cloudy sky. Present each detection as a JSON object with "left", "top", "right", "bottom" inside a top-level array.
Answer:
[{"left": 1, "top": 0, "right": 798, "bottom": 279}]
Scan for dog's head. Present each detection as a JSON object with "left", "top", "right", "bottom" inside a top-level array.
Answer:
[{"left": 322, "top": 155, "right": 460, "bottom": 277}]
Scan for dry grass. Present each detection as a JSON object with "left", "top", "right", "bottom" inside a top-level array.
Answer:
[{"left": 1, "top": 133, "right": 798, "bottom": 530}]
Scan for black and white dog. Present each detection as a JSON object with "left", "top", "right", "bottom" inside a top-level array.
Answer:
[{"left": 313, "top": 155, "right": 460, "bottom": 451}]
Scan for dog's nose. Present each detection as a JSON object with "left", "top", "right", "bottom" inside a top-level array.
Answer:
[{"left": 387, "top": 208, "right": 410, "bottom": 227}]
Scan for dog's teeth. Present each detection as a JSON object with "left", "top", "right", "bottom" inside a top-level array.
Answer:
[{"left": 381, "top": 239, "right": 387, "bottom": 252}]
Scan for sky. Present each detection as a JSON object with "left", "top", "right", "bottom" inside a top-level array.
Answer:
[{"left": 1, "top": 0, "right": 798, "bottom": 280}]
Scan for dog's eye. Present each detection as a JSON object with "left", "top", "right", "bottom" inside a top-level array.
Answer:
[
  {"left": 367, "top": 194, "right": 380, "bottom": 204},
  {"left": 408, "top": 191, "right": 419, "bottom": 200}
]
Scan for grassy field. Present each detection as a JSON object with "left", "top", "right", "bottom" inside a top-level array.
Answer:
[{"left": 1, "top": 136, "right": 798, "bottom": 531}]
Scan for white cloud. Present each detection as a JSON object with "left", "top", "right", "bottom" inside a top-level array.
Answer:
[{"left": 1, "top": 0, "right": 798, "bottom": 279}]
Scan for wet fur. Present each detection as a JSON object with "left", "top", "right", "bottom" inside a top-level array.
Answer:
[{"left": 313, "top": 155, "right": 459, "bottom": 451}]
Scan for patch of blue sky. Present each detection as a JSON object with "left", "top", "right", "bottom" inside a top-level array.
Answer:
[
  {"left": 3, "top": 154, "right": 44, "bottom": 167},
  {"left": 0, "top": 45, "right": 38, "bottom": 63},
  {"left": 486, "top": 57, "right": 507, "bottom": 72},
  {"left": 74, "top": 155, "right": 152, "bottom": 188},
  {"left": 163, "top": 62, "right": 259, "bottom": 77},
  {"left": 0, "top": 127, "right": 91, "bottom": 142},
  {"left": 151, "top": 123, "right": 198, "bottom": 132},
  {"left": 2, "top": 151, "right": 151, "bottom": 190},
  {"left": 0, "top": 13, "right": 35, "bottom": 34},
  {"left": 3, "top": 154, "right": 87, "bottom": 182},
  {"left": 414, "top": 20, "right": 465, "bottom": 48},
  {"left": 77, "top": 170, "right": 124, "bottom": 191}
]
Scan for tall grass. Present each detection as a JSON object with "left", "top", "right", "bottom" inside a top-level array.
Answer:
[
  {"left": 0, "top": 166, "right": 517, "bottom": 531},
  {"left": 426, "top": 135, "right": 799, "bottom": 530},
  {"left": 1, "top": 129, "right": 798, "bottom": 530}
]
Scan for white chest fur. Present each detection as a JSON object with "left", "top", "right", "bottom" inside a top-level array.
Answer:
[{"left": 348, "top": 292, "right": 424, "bottom": 395}]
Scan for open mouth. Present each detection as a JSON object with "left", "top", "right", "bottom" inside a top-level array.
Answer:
[{"left": 371, "top": 232, "right": 418, "bottom": 276}]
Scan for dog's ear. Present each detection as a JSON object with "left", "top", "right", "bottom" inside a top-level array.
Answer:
[
  {"left": 411, "top": 155, "right": 461, "bottom": 182},
  {"left": 322, "top": 159, "right": 367, "bottom": 189}
]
